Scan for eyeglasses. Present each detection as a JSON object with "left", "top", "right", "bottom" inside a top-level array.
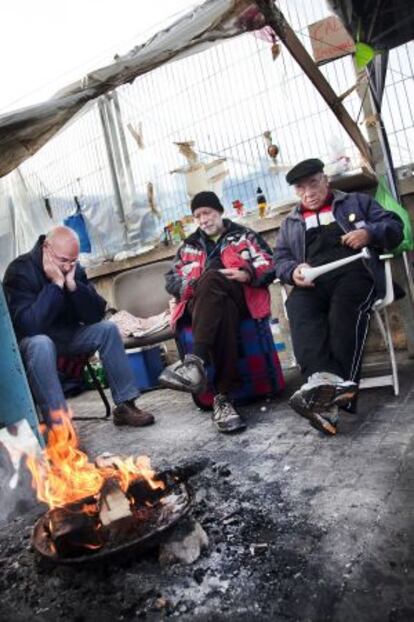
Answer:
[{"left": 47, "top": 243, "right": 78, "bottom": 267}]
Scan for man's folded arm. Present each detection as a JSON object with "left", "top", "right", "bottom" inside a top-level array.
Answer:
[
  {"left": 165, "top": 248, "right": 200, "bottom": 301},
  {"left": 274, "top": 227, "right": 298, "bottom": 285},
  {"left": 67, "top": 267, "right": 106, "bottom": 324},
  {"left": 245, "top": 231, "right": 276, "bottom": 287}
]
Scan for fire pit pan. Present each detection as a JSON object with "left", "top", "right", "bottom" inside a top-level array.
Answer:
[{"left": 31, "top": 473, "right": 192, "bottom": 565}]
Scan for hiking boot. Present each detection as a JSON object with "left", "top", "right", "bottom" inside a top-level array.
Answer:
[
  {"left": 159, "top": 354, "right": 207, "bottom": 394},
  {"left": 212, "top": 394, "right": 246, "bottom": 433},
  {"left": 113, "top": 401, "right": 155, "bottom": 427}
]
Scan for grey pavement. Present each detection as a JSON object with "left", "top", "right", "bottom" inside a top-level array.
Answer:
[{"left": 65, "top": 359, "right": 414, "bottom": 621}]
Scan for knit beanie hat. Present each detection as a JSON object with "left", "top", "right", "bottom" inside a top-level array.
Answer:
[{"left": 190, "top": 191, "right": 224, "bottom": 214}]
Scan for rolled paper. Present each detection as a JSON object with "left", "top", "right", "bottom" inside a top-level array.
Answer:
[{"left": 301, "top": 247, "right": 370, "bottom": 283}]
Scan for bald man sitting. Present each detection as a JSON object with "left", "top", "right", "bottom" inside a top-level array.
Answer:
[{"left": 3, "top": 226, "right": 155, "bottom": 428}]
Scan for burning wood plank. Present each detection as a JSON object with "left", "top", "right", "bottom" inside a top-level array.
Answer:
[
  {"left": 48, "top": 505, "right": 102, "bottom": 557},
  {"left": 98, "top": 477, "right": 133, "bottom": 527}
]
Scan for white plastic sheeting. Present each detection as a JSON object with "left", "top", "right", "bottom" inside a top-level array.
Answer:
[
  {"left": 0, "top": 0, "right": 261, "bottom": 178},
  {"left": 0, "top": 0, "right": 265, "bottom": 275},
  {"left": 0, "top": 170, "right": 52, "bottom": 276}
]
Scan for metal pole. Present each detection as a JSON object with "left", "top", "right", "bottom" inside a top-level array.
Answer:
[
  {"left": 111, "top": 90, "right": 136, "bottom": 203},
  {"left": 359, "top": 60, "right": 414, "bottom": 356},
  {"left": 97, "top": 97, "right": 128, "bottom": 243}
]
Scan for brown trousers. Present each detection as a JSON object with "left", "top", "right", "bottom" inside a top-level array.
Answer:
[{"left": 186, "top": 270, "right": 250, "bottom": 394}]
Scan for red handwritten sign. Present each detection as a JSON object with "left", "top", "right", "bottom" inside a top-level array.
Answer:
[{"left": 308, "top": 16, "right": 355, "bottom": 64}]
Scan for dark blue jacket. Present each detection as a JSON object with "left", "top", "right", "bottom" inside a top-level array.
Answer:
[
  {"left": 3, "top": 236, "right": 106, "bottom": 341},
  {"left": 274, "top": 191, "right": 404, "bottom": 299}
]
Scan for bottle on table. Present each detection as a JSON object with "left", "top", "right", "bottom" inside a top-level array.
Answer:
[
  {"left": 232, "top": 199, "right": 245, "bottom": 217},
  {"left": 256, "top": 186, "right": 267, "bottom": 218}
]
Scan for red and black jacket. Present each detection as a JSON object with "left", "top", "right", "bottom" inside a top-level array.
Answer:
[{"left": 165, "top": 219, "right": 275, "bottom": 328}]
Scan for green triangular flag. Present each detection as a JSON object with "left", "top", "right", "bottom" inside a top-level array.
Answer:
[{"left": 375, "top": 176, "right": 414, "bottom": 255}]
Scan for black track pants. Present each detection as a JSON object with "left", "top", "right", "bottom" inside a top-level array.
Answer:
[{"left": 285, "top": 271, "right": 375, "bottom": 382}]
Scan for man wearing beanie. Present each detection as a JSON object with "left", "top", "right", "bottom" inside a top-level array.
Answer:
[
  {"left": 274, "top": 158, "right": 403, "bottom": 436},
  {"left": 159, "top": 190, "right": 276, "bottom": 433}
]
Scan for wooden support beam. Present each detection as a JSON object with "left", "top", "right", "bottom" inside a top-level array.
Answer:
[{"left": 255, "top": 0, "right": 373, "bottom": 167}]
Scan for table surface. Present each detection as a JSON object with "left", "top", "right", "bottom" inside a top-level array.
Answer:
[
  {"left": 86, "top": 168, "right": 378, "bottom": 280},
  {"left": 86, "top": 205, "right": 293, "bottom": 279}
]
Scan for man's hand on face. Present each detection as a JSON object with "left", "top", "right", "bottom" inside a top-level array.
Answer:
[
  {"left": 65, "top": 263, "right": 77, "bottom": 292},
  {"left": 341, "top": 229, "right": 371, "bottom": 250},
  {"left": 43, "top": 246, "right": 65, "bottom": 289},
  {"left": 292, "top": 263, "right": 315, "bottom": 288},
  {"left": 219, "top": 268, "right": 251, "bottom": 284}
]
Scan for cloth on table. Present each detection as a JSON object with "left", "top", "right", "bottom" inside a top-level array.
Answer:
[{"left": 109, "top": 309, "right": 170, "bottom": 339}]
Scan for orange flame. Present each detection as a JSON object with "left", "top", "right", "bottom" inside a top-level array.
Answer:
[{"left": 26, "top": 410, "right": 164, "bottom": 509}]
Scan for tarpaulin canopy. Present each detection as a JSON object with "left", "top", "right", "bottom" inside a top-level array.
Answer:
[
  {"left": 0, "top": 0, "right": 261, "bottom": 178},
  {"left": 327, "top": 0, "right": 414, "bottom": 50}
]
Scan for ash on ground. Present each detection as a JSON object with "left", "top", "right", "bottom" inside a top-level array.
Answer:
[
  {"left": 0, "top": 464, "right": 336, "bottom": 622},
  {"left": 1, "top": 362, "right": 414, "bottom": 622}
]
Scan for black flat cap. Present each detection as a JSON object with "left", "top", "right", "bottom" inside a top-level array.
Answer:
[
  {"left": 191, "top": 191, "right": 224, "bottom": 213},
  {"left": 286, "top": 158, "right": 324, "bottom": 185}
]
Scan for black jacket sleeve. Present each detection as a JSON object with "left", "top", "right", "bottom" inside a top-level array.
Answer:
[
  {"left": 359, "top": 194, "right": 404, "bottom": 250},
  {"left": 274, "top": 221, "right": 300, "bottom": 285},
  {"left": 4, "top": 263, "right": 66, "bottom": 337}
]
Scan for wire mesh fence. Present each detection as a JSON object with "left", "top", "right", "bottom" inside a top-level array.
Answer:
[{"left": 2, "top": 0, "right": 412, "bottom": 264}]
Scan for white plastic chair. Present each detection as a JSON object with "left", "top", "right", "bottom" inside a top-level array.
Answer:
[
  {"left": 275, "top": 253, "right": 399, "bottom": 396},
  {"left": 359, "top": 254, "right": 399, "bottom": 396}
]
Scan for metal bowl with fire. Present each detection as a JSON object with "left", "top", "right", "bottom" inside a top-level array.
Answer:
[{"left": 28, "top": 412, "right": 192, "bottom": 564}]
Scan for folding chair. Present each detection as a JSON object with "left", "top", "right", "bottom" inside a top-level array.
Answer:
[
  {"left": 360, "top": 255, "right": 399, "bottom": 396},
  {"left": 276, "top": 254, "right": 400, "bottom": 397},
  {"left": 112, "top": 261, "right": 174, "bottom": 349},
  {"left": 57, "top": 354, "right": 111, "bottom": 420}
]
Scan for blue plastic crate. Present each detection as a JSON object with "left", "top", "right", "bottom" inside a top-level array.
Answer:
[{"left": 126, "top": 346, "right": 164, "bottom": 391}]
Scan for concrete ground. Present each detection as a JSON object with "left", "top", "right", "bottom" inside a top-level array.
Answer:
[
  {"left": 0, "top": 360, "right": 413, "bottom": 622},
  {"left": 64, "top": 359, "right": 414, "bottom": 621}
]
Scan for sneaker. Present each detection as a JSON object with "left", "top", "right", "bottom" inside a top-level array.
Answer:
[
  {"left": 322, "top": 404, "right": 340, "bottom": 426},
  {"left": 113, "top": 401, "right": 155, "bottom": 427},
  {"left": 289, "top": 392, "right": 338, "bottom": 436},
  {"left": 293, "top": 372, "right": 358, "bottom": 412},
  {"left": 158, "top": 354, "right": 207, "bottom": 394},
  {"left": 332, "top": 381, "right": 358, "bottom": 406},
  {"left": 289, "top": 383, "right": 336, "bottom": 415},
  {"left": 212, "top": 394, "right": 246, "bottom": 433}
]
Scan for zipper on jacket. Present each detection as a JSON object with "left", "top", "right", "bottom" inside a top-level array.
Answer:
[{"left": 301, "top": 220, "right": 306, "bottom": 262}]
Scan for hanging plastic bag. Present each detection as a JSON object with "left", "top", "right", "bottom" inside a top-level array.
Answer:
[
  {"left": 64, "top": 197, "right": 92, "bottom": 253},
  {"left": 375, "top": 176, "right": 414, "bottom": 255}
]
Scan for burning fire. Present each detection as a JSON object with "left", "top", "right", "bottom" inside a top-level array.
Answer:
[{"left": 26, "top": 410, "right": 164, "bottom": 509}]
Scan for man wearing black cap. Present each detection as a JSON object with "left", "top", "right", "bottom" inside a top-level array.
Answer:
[
  {"left": 275, "top": 158, "right": 403, "bottom": 435},
  {"left": 159, "top": 191, "right": 276, "bottom": 433}
]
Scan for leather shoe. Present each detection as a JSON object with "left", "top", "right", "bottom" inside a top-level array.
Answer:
[{"left": 113, "top": 401, "right": 155, "bottom": 427}]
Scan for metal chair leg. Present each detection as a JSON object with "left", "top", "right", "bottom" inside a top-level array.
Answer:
[
  {"left": 382, "top": 308, "right": 399, "bottom": 396},
  {"left": 72, "top": 362, "right": 112, "bottom": 420},
  {"left": 373, "top": 309, "right": 399, "bottom": 397}
]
